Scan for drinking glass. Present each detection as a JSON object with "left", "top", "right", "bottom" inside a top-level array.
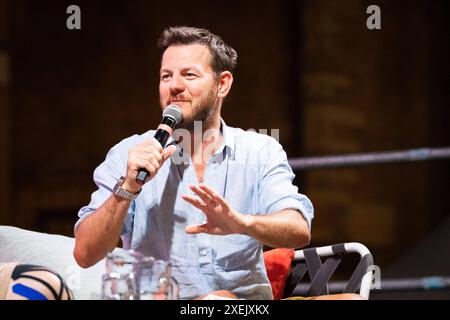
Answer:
[
  {"left": 136, "top": 259, "right": 179, "bottom": 300},
  {"left": 101, "top": 250, "right": 179, "bottom": 300},
  {"left": 100, "top": 250, "right": 142, "bottom": 300},
  {"left": 101, "top": 272, "right": 138, "bottom": 300}
]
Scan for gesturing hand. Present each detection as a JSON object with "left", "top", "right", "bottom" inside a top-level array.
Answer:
[{"left": 181, "top": 184, "right": 251, "bottom": 235}]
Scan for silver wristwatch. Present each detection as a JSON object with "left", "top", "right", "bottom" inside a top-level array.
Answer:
[{"left": 113, "top": 176, "right": 140, "bottom": 200}]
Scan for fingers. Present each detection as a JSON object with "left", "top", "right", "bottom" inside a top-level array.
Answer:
[
  {"left": 135, "top": 159, "right": 156, "bottom": 178},
  {"left": 138, "top": 138, "right": 164, "bottom": 153},
  {"left": 129, "top": 152, "right": 159, "bottom": 172},
  {"left": 188, "top": 185, "right": 217, "bottom": 207},
  {"left": 129, "top": 148, "right": 162, "bottom": 170},
  {"left": 126, "top": 139, "right": 177, "bottom": 186},
  {"left": 134, "top": 144, "right": 163, "bottom": 162},
  {"left": 181, "top": 194, "right": 207, "bottom": 210},
  {"left": 136, "top": 155, "right": 159, "bottom": 170},
  {"left": 198, "top": 184, "right": 230, "bottom": 210},
  {"left": 185, "top": 223, "right": 209, "bottom": 234},
  {"left": 133, "top": 144, "right": 175, "bottom": 167},
  {"left": 162, "top": 145, "right": 177, "bottom": 162}
]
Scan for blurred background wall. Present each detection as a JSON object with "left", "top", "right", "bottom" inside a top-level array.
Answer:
[{"left": 0, "top": 0, "right": 449, "bottom": 297}]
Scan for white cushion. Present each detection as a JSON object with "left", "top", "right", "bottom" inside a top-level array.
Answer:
[{"left": 0, "top": 226, "right": 123, "bottom": 300}]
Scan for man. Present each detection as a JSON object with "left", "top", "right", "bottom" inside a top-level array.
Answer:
[{"left": 74, "top": 26, "right": 313, "bottom": 300}]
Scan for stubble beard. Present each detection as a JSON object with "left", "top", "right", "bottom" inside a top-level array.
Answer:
[{"left": 162, "top": 86, "right": 219, "bottom": 133}]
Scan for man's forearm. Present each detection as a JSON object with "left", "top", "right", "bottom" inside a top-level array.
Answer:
[
  {"left": 74, "top": 194, "right": 132, "bottom": 268},
  {"left": 244, "top": 209, "right": 310, "bottom": 249}
]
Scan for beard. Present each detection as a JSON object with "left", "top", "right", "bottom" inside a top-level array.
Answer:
[{"left": 161, "top": 85, "right": 218, "bottom": 132}]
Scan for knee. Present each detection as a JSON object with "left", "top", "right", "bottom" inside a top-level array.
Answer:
[
  {"left": 196, "top": 290, "right": 238, "bottom": 300},
  {"left": 311, "top": 293, "right": 366, "bottom": 300},
  {"left": 6, "top": 264, "right": 72, "bottom": 300},
  {"left": 337, "top": 293, "right": 366, "bottom": 300}
]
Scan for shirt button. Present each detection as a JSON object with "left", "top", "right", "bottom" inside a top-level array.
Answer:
[{"left": 200, "top": 249, "right": 208, "bottom": 257}]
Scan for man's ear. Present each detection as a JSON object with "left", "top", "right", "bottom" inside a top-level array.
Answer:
[{"left": 217, "top": 71, "right": 233, "bottom": 99}]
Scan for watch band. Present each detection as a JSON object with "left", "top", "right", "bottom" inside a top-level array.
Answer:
[{"left": 113, "top": 176, "right": 140, "bottom": 201}]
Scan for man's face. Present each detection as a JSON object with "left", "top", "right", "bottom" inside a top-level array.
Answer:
[{"left": 159, "top": 44, "right": 219, "bottom": 131}]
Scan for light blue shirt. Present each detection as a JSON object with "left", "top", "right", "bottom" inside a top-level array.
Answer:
[{"left": 76, "top": 120, "right": 314, "bottom": 299}]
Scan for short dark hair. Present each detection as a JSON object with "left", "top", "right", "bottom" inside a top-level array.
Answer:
[{"left": 158, "top": 26, "right": 238, "bottom": 77}]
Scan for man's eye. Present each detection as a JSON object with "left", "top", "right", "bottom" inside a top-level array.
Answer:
[
  {"left": 161, "top": 74, "right": 171, "bottom": 81},
  {"left": 186, "top": 73, "right": 197, "bottom": 78}
]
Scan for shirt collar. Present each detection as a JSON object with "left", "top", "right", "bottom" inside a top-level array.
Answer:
[
  {"left": 166, "top": 118, "right": 236, "bottom": 161},
  {"left": 219, "top": 118, "right": 235, "bottom": 160}
]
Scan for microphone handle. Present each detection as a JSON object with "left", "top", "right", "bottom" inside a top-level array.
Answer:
[
  {"left": 135, "top": 117, "right": 176, "bottom": 184},
  {"left": 154, "top": 128, "right": 171, "bottom": 147}
]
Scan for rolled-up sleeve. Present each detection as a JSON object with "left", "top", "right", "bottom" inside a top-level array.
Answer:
[
  {"left": 75, "top": 142, "right": 135, "bottom": 237},
  {"left": 257, "top": 137, "right": 314, "bottom": 230}
]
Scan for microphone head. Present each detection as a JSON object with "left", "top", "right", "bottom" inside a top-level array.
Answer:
[{"left": 163, "top": 104, "right": 183, "bottom": 124}]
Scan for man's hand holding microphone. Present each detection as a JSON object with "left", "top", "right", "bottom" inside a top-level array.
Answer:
[{"left": 121, "top": 105, "right": 182, "bottom": 194}]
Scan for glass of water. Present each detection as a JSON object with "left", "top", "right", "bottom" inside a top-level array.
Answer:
[
  {"left": 101, "top": 250, "right": 142, "bottom": 300},
  {"left": 101, "top": 250, "right": 179, "bottom": 300},
  {"left": 136, "top": 259, "right": 179, "bottom": 300},
  {"left": 101, "top": 272, "right": 139, "bottom": 300}
]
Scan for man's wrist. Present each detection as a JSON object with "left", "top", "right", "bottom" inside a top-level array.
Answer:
[
  {"left": 113, "top": 177, "right": 141, "bottom": 200},
  {"left": 122, "top": 178, "right": 142, "bottom": 194},
  {"left": 239, "top": 214, "right": 255, "bottom": 236}
]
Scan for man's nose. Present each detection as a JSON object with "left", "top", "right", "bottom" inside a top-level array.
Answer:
[{"left": 169, "top": 76, "right": 185, "bottom": 95}]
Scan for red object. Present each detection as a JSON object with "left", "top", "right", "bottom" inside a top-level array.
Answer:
[{"left": 263, "top": 248, "right": 295, "bottom": 300}]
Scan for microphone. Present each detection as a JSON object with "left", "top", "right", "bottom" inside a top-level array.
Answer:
[{"left": 135, "top": 104, "right": 183, "bottom": 184}]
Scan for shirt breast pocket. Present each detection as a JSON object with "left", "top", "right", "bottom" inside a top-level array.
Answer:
[{"left": 213, "top": 234, "right": 261, "bottom": 271}]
